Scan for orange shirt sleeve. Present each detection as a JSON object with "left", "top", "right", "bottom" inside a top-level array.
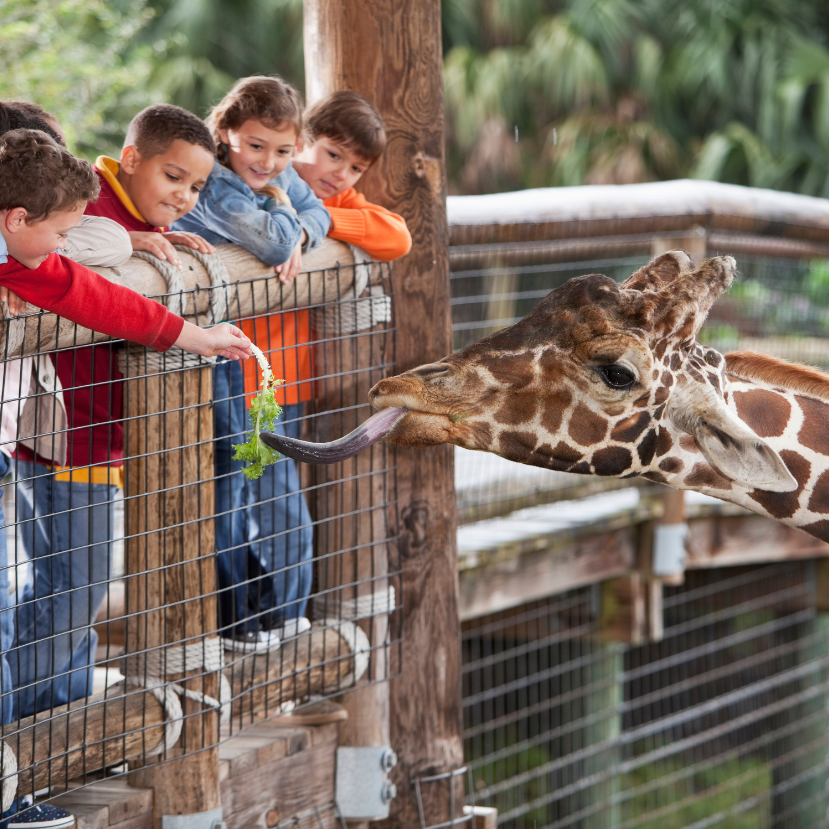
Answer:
[{"left": 324, "top": 189, "right": 412, "bottom": 261}]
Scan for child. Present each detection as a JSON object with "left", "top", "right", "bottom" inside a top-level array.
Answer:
[
  {"left": 6, "top": 112, "right": 246, "bottom": 722},
  {"left": 173, "top": 75, "right": 330, "bottom": 651},
  {"left": 293, "top": 91, "right": 411, "bottom": 261},
  {"left": 0, "top": 127, "right": 249, "bottom": 826}
]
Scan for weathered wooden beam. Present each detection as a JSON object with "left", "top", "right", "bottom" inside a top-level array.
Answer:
[
  {"left": 685, "top": 514, "right": 829, "bottom": 567},
  {"left": 459, "top": 523, "right": 638, "bottom": 623},
  {"left": 123, "top": 363, "right": 220, "bottom": 822},
  {"left": 2, "top": 625, "right": 361, "bottom": 798},
  {"left": 304, "top": 0, "right": 463, "bottom": 826},
  {"left": 0, "top": 238, "right": 362, "bottom": 357},
  {"left": 459, "top": 510, "right": 829, "bottom": 622},
  {"left": 310, "top": 318, "right": 395, "bottom": 829},
  {"left": 447, "top": 180, "right": 829, "bottom": 246}
]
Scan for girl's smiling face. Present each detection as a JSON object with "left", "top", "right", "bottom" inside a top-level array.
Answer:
[{"left": 218, "top": 119, "right": 298, "bottom": 190}]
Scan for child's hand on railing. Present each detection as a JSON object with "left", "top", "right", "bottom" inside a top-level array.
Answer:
[
  {"left": 274, "top": 233, "right": 305, "bottom": 284},
  {"left": 174, "top": 321, "right": 252, "bottom": 360},
  {"left": 163, "top": 230, "right": 216, "bottom": 256},
  {"left": 0, "top": 286, "right": 26, "bottom": 317}
]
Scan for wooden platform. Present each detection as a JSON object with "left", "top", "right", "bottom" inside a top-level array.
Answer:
[{"left": 48, "top": 716, "right": 342, "bottom": 828}]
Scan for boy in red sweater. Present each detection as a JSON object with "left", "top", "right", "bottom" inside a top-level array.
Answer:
[{"left": 2, "top": 127, "right": 250, "bottom": 724}]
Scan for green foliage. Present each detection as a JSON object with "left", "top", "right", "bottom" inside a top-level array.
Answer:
[
  {"left": 139, "top": 0, "right": 304, "bottom": 118},
  {"left": 805, "top": 259, "right": 829, "bottom": 307},
  {"left": 232, "top": 348, "right": 283, "bottom": 480},
  {"left": 231, "top": 386, "right": 282, "bottom": 480},
  {"left": 442, "top": 0, "right": 829, "bottom": 194},
  {"left": 622, "top": 754, "right": 771, "bottom": 829},
  {"left": 0, "top": 0, "right": 160, "bottom": 159}
]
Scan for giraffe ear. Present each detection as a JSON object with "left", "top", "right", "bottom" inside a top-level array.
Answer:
[{"left": 669, "top": 390, "right": 798, "bottom": 492}]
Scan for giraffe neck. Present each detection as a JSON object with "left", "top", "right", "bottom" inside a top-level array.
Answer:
[{"left": 657, "top": 369, "right": 829, "bottom": 542}]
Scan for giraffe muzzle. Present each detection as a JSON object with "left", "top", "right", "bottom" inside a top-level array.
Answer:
[{"left": 260, "top": 407, "right": 409, "bottom": 464}]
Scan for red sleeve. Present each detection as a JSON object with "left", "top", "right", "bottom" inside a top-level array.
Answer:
[
  {"left": 0, "top": 253, "right": 184, "bottom": 351},
  {"left": 325, "top": 189, "right": 412, "bottom": 261}
]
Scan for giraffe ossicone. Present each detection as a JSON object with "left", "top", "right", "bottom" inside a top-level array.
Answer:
[{"left": 262, "top": 251, "right": 829, "bottom": 542}]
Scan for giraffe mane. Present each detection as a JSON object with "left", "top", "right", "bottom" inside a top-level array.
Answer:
[{"left": 725, "top": 350, "right": 829, "bottom": 404}]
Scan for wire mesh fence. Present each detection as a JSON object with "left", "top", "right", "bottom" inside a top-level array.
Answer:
[
  {"left": 449, "top": 211, "right": 829, "bottom": 828},
  {"left": 0, "top": 255, "right": 401, "bottom": 816},
  {"left": 462, "top": 561, "right": 829, "bottom": 829}
]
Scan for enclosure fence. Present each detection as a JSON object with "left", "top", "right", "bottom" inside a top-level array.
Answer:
[
  {"left": 448, "top": 181, "right": 829, "bottom": 828},
  {"left": 0, "top": 245, "right": 401, "bottom": 820}
]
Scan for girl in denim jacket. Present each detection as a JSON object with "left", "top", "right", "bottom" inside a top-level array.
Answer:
[{"left": 174, "top": 75, "right": 330, "bottom": 652}]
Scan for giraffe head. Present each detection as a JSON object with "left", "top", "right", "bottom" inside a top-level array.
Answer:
[{"left": 263, "top": 251, "right": 796, "bottom": 493}]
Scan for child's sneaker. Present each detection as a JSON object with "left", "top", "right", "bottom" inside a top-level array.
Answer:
[
  {"left": 7, "top": 804, "right": 75, "bottom": 828},
  {"left": 269, "top": 617, "right": 311, "bottom": 641},
  {"left": 221, "top": 630, "right": 270, "bottom": 653}
]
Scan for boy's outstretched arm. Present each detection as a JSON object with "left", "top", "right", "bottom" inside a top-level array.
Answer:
[{"left": 174, "top": 321, "right": 252, "bottom": 361}]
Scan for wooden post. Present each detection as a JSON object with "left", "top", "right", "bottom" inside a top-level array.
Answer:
[
  {"left": 311, "top": 309, "right": 394, "bottom": 829},
  {"left": 304, "top": 2, "right": 463, "bottom": 827},
  {"left": 122, "top": 359, "right": 220, "bottom": 825}
]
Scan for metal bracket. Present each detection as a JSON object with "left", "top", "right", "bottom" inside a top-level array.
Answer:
[
  {"left": 652, "top": 522, "right": 688, "bottom": 577},
  {"left": 413, "top": 766, "right": 474, "bottom": 829},
  {"left": 336, "top": 745, "right": 398, "bottom": 820},
  {"left": 161, "top": 806, "right": 225, "bottom": 829}
]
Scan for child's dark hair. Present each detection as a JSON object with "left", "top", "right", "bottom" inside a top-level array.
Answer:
[
  {"left": 208, "top": 76, "right": 303, "bottom": 168},
  {"left": 125, "top": 104, "right": 216, "bottom": 160},
  {"left": 304, "top": 91, "right": 386, "bottom": 164},
  {"left": 0, "top": 129, "right": 100, "bottom": 222},
  {"left": 0, "top": 102, "right": 62, "bottom": 145}
]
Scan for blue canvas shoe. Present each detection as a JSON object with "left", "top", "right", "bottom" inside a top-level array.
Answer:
[{"left": 7, "top": 804, "right": 74, "bottom": 828}]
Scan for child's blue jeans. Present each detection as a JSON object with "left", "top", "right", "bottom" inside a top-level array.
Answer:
[
  {"left": 0, "top": 452, "right": 15, "bottom": 725},
  {"left": 9, "top": 459, "right": 116, "bottom": 718},
  {"left": 212, "top": 358, "right": 313, "bottom": 632},
  {"left": 247, "top": 404, "right": 314, "bottom": 628},
  {"left": 213, "top": 358, "right": 267, "bottom": 637}
]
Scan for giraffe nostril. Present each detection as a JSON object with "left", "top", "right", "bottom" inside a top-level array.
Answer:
[{"left": 412, "top": 363, "right": 452, "bottom": 381}]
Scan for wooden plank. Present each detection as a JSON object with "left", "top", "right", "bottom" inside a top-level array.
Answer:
[
  {"left": 304, "top": 0, "right": 463, "bottom": 826},
  {"left": 221, "top": 729, "right": 338, "bottom": 829},
  {"left": 123, "top": 364, "right": 221, "bottom": 820},
  {"left": 460, "top": 525, "right": 637, "bottom": 621},
  {"left": 51, "top": 778, "right": 153, "bottom": 829},
  {"left": 685, "top": 514, "right": 829, "bottom": 568},
  {"left": 463, "top": 806, "right": 498, "bottom": 829},
  {"left": 447, "top": 180, "right": 829, "bottom": 245}
]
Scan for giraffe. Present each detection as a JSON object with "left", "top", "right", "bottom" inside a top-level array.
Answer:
[{"left": 262, "top": 251, "right": 829, "bottom": 543}]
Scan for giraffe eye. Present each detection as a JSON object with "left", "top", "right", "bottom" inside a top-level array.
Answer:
[{"left": 598, "top": 365, "right": 636, "bottom": 389}]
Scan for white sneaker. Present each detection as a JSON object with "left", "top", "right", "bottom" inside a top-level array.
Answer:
[
  {"left": 222, "top": 631, "right": 272, "bottom": 653},
  {"left": 255, "top": 629, "right": 282, "bottom": 650},
  {"left": 275, "top": 617, "right": 311, "bottom": 640}
]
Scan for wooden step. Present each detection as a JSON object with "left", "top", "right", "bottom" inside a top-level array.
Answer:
[{"left": 42, "top": 713, "right": 344, "bottom": 828}]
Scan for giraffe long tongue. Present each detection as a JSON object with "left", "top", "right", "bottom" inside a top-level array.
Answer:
[{"left": 260, "top": 407, "right": 408, "bottom": 464}]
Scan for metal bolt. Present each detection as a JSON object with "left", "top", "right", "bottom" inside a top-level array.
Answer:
[
  {"left": 380, "top": 747, "right": 398, "bottom": 772},
  {"left": 381, "top": 780, "right": 397, "bottom": 803}
]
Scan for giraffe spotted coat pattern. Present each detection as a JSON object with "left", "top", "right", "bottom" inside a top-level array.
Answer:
[{"left": 366, "top": 251, "right": 829, "bottom": 543}]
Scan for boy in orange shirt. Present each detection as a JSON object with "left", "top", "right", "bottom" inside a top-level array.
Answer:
[
  {"left": 294, "top": 91, "right": 411, "bottom": 259},
  {"left": 238, "top": 91, "right": 410, "bottom": 647}
]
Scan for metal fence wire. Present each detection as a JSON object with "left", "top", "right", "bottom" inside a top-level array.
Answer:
[
  {"left": 462, "top": 562, "right": 829, "bottom": 829},
  {"left": 0, "top": 257, "right": 401, "bottom": 814},
  {"left": 449, "top": 222, "right": 829, "bottom": 828}
]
